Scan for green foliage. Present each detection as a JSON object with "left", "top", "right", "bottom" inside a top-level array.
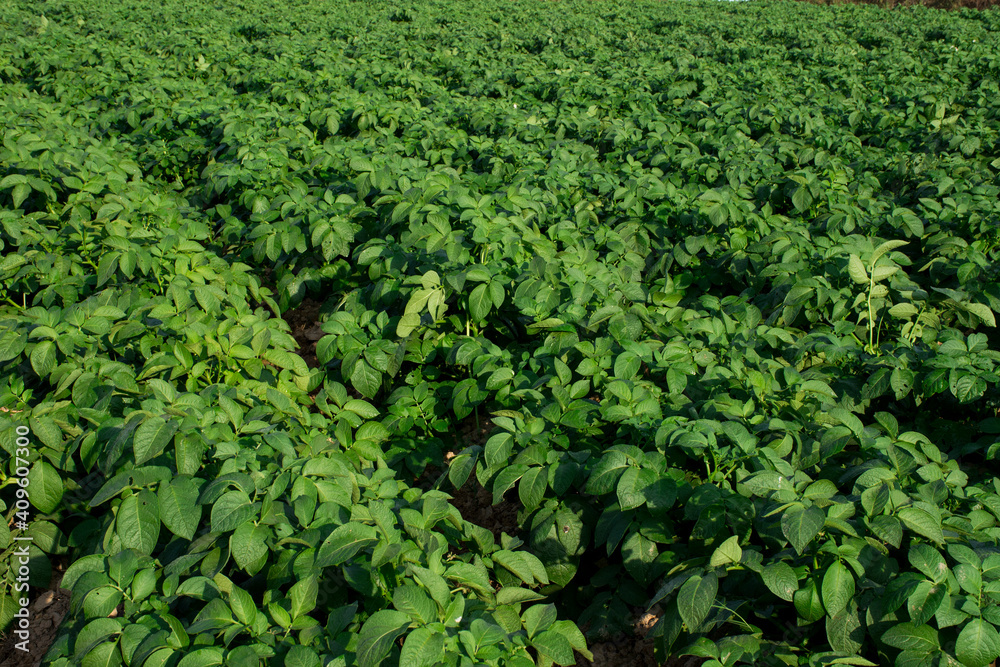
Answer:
[{"left": 1, "top": 0, "right": 1000, "bottom": 665}]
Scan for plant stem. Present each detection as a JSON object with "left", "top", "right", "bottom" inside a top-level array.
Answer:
[{"left": 867, "top": 275, "right": 876, "bottom": 354}]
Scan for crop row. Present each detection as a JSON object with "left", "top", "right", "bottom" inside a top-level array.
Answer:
[{"left": 1, "top": 0, "right": 1000, "bottom": 665}]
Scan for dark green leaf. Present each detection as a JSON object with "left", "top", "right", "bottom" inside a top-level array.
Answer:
[
  {"left": 518, "top": 467, "right": 547, "bottom": 513},
  {"left": 794, "top": 578, "right": 825, "bottom": 623},
  {"left": 881, "top": 622, "right": 939, "bottom": 652},
  {"left": 289, "top": 575, "right": 318, "bottom": 620},
  {"left": 678, "top": 573, "right": 718, "bottom": 632},
  {"left": 0, "top": 330, "right": 27, "bottom": 362},
  {"left": 762, "top": 562, "right": 798, "bottom": 602},
  {"left": 586, "top": 451, "right": 629, "bottom": 496},
  {"left": 357, "top": 610, "right": 410, "bottom": 667},
  {"left": 898, "top": 507, "right": 944, "bottom": 546},
  {"left": 523, "top": 603, "right": 557, "bottom": 639},
  {"left": 908, "top": 544, "right": 948, "bottom": 583},
  {"left": 781, "top": 506, "right": 825, "bottom": 555},
  {"left": 351, "top": 361, "right": 382, "bottom": 399},
  {"left": 826, "top": 604, "right": 864, "bottom": 654},
  {"left": 133, "top": 416, "right": 179, "bottom": 466},
  {"left": 622, "top": 531, "right": 658, "bottom": 586},
  {"left": 469, "top": 283, "right": 491, "bottom": 322},
  {"left": 316, "top": 522, "right": 378, "bottom": 567},
  {"left": 956, "top": 619, "right": 1000, "bottom": 667},
  {"left": 399, "top": 626, "right": 445, "bottom": 667},
  {"left": 210, "top": 490, "right": 255, "bottom": 534},
  {"left": 908, "top": 582, "right": 946, "bottom": 626},
  {"left": 532, "top": 629, "right": 575, "bottom": 666},
  {"left": 822, "top": 561, "right": 854, "bottom": 617},
  {"left": 116, "top": 491, "right": 159, "bottom": 555},
  {"left": 390, "top": 585, "right": 434, "bottom": 626},
  {"left": 30, "top": 340, "right": 56, "bottom": 377},
  {"left": 158, "top": 476, "right": 201, "bottom": 540},
  {"left": 27, "top": 461, "right": 63, "bottom": 514}
]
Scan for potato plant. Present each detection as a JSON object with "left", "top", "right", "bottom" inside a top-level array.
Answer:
[{"left": 1, "top": 0, "right": 1000, "bottom": 665}]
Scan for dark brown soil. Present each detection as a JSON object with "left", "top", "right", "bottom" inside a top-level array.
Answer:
[
  {"left": 0, "top": 568, "right": 71, "bottom": 667},
  {"left": 579, "top": 605, "right": 709, "bottom": 667},
  {"left": 456, "top": 414, "right": 494, "bottom": 449},
  {"left": 449, "top": 472, "right": 523, "bottom": 543},
  {"left": 578, "top": 607, "right": 660, "bottom": 667},
  {"left": 282, "top": 297, "right": 325, "bottom": 369},
  {"left": 410, "top": 459, "right": 444, "bottom": 491},
  {"left": 444, "top": 416, "right": 524, "bottom": 541}
]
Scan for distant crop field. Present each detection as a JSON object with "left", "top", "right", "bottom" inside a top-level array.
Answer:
[{"left": 1, "top": 0, "right": 999, "bottom": 665}]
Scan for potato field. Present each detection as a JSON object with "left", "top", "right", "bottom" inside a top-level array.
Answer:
[{"left": 1, "top": 0, "right": 1000, "bottom": 665}]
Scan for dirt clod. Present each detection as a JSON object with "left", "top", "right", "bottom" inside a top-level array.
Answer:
[
  {"left": 580, "top": 605, "right": 707, "bottom": 667},
  {"left": 0, "top": 570, "right": 71, "bottom": 667},
  {"left": 283, "top": 297, "right": 325, "bottom": 369},
  {"left": 450, "top": 478, "right": 522, "bottom": 542}
]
